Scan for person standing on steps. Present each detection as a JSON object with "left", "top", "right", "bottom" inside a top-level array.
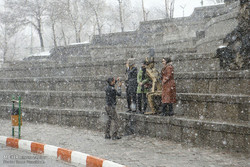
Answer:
[
  {"left": 137, "top": 61, "right": 150, "bottom": 114},
  {"left": 161, "top": 58, "right": 176, "bottom": 116},
  {"left": 125, "top": 58, "right": 138, "bottom": 112},
  {"left": 105, "top": 77, "right": 122, "bottom": 140}
]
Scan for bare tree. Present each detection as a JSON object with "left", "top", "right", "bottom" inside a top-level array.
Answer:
[
  {"left": 47, "top": 0, "right": 67, "bottom": 47},
  {"left": 180, "top": 4, "right": 186, "bottom": 17},
  {"left": 65, "top": 0, "right": 89, "bottom": 43},
  {"left": 165, "top": 0, "right": 169, "bottom": 18},
  {"left": 164, "top": 0, "right": 175, "bottom": 19},
  {"left": 0, "top": 0, "right": 20, "bottom": 62},
  {"left": 0, "top": 21, "right": 8, "bottom": 62},
  {"left": 142, "top": 0, "right": 147, "bottom": 21},
  {"left": 206, "top": 0, "right": 224, "bottom": 4},
  {"left": 117, "top": 0, "right": 124, "bottom": 32},
  {"left": 170, "top": 0, "right": 175, "bottom": 18},
  {"left": 84, "top": 0, "right": 108, "bottom": 35},
  {"left": 5, "top": 0, "right": 48, "bottom": 51}
]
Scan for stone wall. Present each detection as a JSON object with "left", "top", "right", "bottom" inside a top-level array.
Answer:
[
  {"left": 195, "top": 1, "right": 240, "bottom": 52},
  {"left": 49, "top": 43, "right": 91, "bottom": 62}
]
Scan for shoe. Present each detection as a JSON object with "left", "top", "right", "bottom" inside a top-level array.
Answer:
[
  {"left": 105, "top": 134, "right": 111, "bottom": 139},
  {"left": 135, "top": 110, "right": 141, "bottom": 114},
  {"left": 160, "top": 112, "right": 167, "bottom": 116},
  {"left": 168, "top": 112, "right": 174, "bottom": 116},
  {"left": 112, "top": 136, "right": 121, "bottom": 140},
  {"left": 126, "top": 110, "right": 132, "bottom": 113}
]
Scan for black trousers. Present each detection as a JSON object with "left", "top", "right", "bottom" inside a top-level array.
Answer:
[
  {"left": 162, "top": 103, "right": 173, "bottom": 114},
  {"left": 137, "top": 93, "right": 147, "bottom": 112}
]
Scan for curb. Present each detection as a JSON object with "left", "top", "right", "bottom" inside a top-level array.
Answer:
[{"left": 0, "top": 136, "right": 126, "bottom": 167}]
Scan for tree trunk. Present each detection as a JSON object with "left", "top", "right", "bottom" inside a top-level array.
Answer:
[
  {"left": 60, "top": 23, "right": 67, "bottom": 46},
  {"left": 118, "top": 0, "right": 124, "bottom": 32},
  {"left": 3, "top": 27, "right": 8, "bottom": 62},
  {"left": 37, "top": 18, "right": 44, "bottom": 52},
  {"left": 94, "top": 10, "right": 102, "bottom": 35},
  {"left": 165, "top": 0, "right": 169, "bottom": 18},
  {"left": 38, "top": 29, "right": 44, "bottom": 52},
  {"left": 74, "top": 27, "right": 78, "bottom": 43},
  {"left": 142, "top": 0, "right": 146, "bottom": 21},
  {"left": 77, "top": 25, "right": 82, "bottom": 43},
  {"left": 170, "top": 0, "right": 175, "bottom": 18},
  {"left": 52, "top": 22, "right": 57, "bottom": 47}
]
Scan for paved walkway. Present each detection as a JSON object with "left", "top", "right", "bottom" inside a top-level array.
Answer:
[
  {"left": 0, "top": 119, "right": 249, "bottom": 167},
  {"left": 0, "top": 145, "right": 75, "bottom": 167}
]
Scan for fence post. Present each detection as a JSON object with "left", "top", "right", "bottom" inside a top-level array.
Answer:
[{"left": 18, "top": 96, "right": 21, "bottom": 139}]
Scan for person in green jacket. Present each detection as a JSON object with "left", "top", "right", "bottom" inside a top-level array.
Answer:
[{"left": 137, "top": 61, "right": 150, "bottom": 114}]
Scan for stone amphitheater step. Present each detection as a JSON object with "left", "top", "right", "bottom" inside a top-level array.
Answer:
[
  {"left": 196, "top": 35, "right": 225, "bottom": 53},
  {"left": 0, "top": 104, "right": 248, "bottom": 153},
  {"left": 89, "top": 42, "right": 197, "bottom": 61},
  {"left": 175, "top": 70, "right": 249, "bottom": 95},
  {"left": 0, "top": 70, "right": 248, "bottom": 95},
  {"left": 0, "top": 53, "right": 221, "bottom": 78},
  {"left": 0, "top": 90, "right": 248, "bottom": 124},
  {"left": 0, "top": 104, "right": 104, "bottom": 130},
  {"left": 176, "top": 93, "right": 249, "bottom": 124},
  {"left": 3, "top": 47, "right": 197, "bottom": 68},
  {"left": 65, "top": 55, "right": 92, "bottom": 63},
  {"left": 0, "top": 90, "right": 109, "bottom": 111},
  {"left": 49, "top": 44, "right": 197, "bottom": 63}
]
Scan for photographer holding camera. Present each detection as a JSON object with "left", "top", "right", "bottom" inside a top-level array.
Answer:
[{"left": 104, "top": 77, "right": 122, "bottom": 140}]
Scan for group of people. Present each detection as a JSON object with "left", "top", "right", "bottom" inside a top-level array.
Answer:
[
  {"left": 125, "top": 58, "right": 149, "bottom": 114},
  {"left": 104, "top": 57, "right": 176, "bottom": 139}
]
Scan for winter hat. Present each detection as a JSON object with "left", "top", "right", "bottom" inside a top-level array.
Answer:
[{"left": 106, "top": 77, "right": 114, "bottom": 85}]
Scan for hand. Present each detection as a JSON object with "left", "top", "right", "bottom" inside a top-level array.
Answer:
[
  {"left": 126, "top": 60, "right": 129, "bottom": 68},
  {"left": 118, "top": 81, "right": 122, "bottom": 87},
  {"left": 139, "top": 82, "right": 143, "bottom": 86}
]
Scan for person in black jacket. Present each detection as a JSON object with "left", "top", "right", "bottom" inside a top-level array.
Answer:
[
  {"left": 125, "top": 58, "right": 138, "bottom": 112},
  {"left": 105, "top": 77, "right": 122, "bottom": 140}
]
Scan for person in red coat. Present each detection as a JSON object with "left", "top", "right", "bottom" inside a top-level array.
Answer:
[{"left": 161, "top": 58, "right": 176, "bottom": 116}]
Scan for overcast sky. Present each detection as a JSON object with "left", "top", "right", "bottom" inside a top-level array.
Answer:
[
  {"left": 108, "top": 0, "right": 217, "bottom": 17},
  {"left": 0, "top": 0, "right": 218, "bottom": 17}
]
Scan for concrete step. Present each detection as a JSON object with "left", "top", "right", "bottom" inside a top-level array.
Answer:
[
  {"left": 0, "top": 70, "right": 248, "bottom": 95},
  {"left": 0, "top": 76, "right": 104, "bottom": 92},
  {"left": 66, "top": 55, "right": 92, "bottom": 63},
  {"left": 0, "top": 90, "right": 110, "bottom": 111},
  {"left": 0, "top": 53, "right": 221, "bottom": 78},
  {"left": 196, "top": 35, "right": 225, "bottom": 53},
  {"left": 0, "top": 104, "right": 104, "bottom": 130},
  {"left": 175, "top": 70, "right": 249, "bottom": 95},
  {"left": 0, "top": 90, "right": 248, "bottom": 124},
  {"left": 0, "top": 104, "right": 248, "bottom": 153},
  {"left": 176, "top": 93, "right": 249, "bottom": 124}
]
